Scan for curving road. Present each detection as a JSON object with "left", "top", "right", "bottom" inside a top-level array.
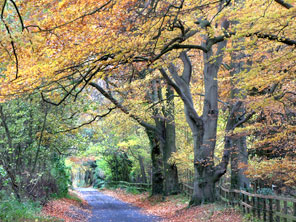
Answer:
[{"left": 75, "top": 188, "right": 161, "bottom": 222}]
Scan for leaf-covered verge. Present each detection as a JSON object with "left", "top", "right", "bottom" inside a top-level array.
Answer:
[
  {"left": 41, "top": 190, "right": 90, "bottom": 222},
  {"left": 101, "top": 188, "right": 243, "bottom": 222},
  {"left": 0, "top": 190, "right": 89, "bottom": 222}
]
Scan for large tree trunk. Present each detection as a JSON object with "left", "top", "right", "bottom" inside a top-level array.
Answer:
[
  {"left": 228, "top": 40, "right": 250, "bottom": 190},
  {"left": 162, "top": 38, "right": 227, "bottom": 205},
  {"left": 190, "top": 39, "right": 225, "bottom": 205},
  {"left": 90, "top": 82, "right": 165, "bottom": 195},
  {"left": 149, "top": 79, "right": 179, "bottom": 195},
  {"left": 146, "top": 129, "right": 164, "bottom": 195},
  {"left": 230, "top": 136, "right": 249, "bottom": 189},
  {"left": 138, "top": 155, "right": 147, "bottom": 183},
  {"left": 163, "top": 85, "right": 179, "bottom": 195},
  {"left": 224, "top": 100, "right": 250, "bottom": 190}
]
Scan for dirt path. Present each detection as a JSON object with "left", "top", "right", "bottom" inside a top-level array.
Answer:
[{"left": 75, "top": 187, "right": 161, "bottom": 222}]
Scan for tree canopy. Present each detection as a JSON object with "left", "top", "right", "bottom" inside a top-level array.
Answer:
[{"left": 0, "top": 0, "right": 295, "bottom": 206}]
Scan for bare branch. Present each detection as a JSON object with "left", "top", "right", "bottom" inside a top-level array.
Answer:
[
  {"left": 55, "top": 107, "right": 116, "bottom": 133},
  {"left": 1, "top": 0, "right": 7, "bottom": 19},
  {"left": 180, "top": 51, "right": 192, "bottom": 84},
  {"left": 232, "top": 110, "right": 256, "bottom": 130},
  {"left": 89, "top": 82, "right": 157, "bottom": 132},
  {"left": 9, "top": 0, "right": 24, "bottom": 30},
  {"left": 274, "top": 0, "right": 293, "bottom": 9},
  {"left": 41, "top": 66, "right": 100, "bottom": 106}
]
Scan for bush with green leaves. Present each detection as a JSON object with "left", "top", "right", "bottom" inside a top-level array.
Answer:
[
  {"left": 0, "top": 94, "right": 86, "bottom": 200},
  {"left": 49, "top": 156, "right": 71, "bottom": 198},
  {"left": 256, "top": 188, "right": 274, "bottom": 196},
  {"left": 0, "top": 196, "right": 41, "bottom": 222},
  {"left": 103, "top": 150, "right": 132, "bottom": 182}
]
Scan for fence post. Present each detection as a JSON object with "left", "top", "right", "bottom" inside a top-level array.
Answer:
[
  {"left": 269, "top": 199, "right": 273, "bottom": 222},
  {"left": 257, "top": 197, "right": 261, "bottom": 219},
  {"left": 283, "top": 201, "right": 287, "bottom": 222},
  {"left": 252, "top": 196, "right": 256, "bottom": 217},
  {"left": 275, "top": 199, "right": 280, "bottom": 222},
  {"left": 242, "top": 194, "right": 246, "bottom": 214},
  {"left": 263, "top": 198, "right": 267, "bottom": 222},
  {"left": 293, "top": 202, "right": 296, "bottom": 222},
  {"left": 235, "top": 192, "right": 239, "bottom": 207},
  {"left": 247, "top": 195, "right": 250, "bottom": 214}
]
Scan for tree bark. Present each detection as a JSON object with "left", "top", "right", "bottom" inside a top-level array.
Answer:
[
  {"left": 228, "top": 39, "right": 250, "bottom": 190},
  {"left": 163, "top": 84, "right": 179, "bottom": 195},
  {"left": 190, "top": 37, "right": 227, "bottom": 205},
  {"left": 146, "top": 129, "right": 164, "bottom": 195},
  {"left": 230, "top": 136, "right": 249, "bottom": 189},
  {"left": 138, "top": 155, "right": 147, "bottom": 183},
  {"left": 161, "top": 43, "right": 228, "bottom": 205}
]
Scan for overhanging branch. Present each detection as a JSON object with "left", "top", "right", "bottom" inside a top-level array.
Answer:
[
  {"left": 274, "top": 0, "right": 293, "bottom": 9},
  {"left": 89, "top": 82, "right": 157, "bottom": 132},
  {"left": 55, "top": 106, "right": 116, "bottom": 134}
]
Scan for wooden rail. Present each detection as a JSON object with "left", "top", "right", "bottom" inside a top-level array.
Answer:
[
  {"left": 180, "top": 182, "right": 193, "bottom": 198},
  {"left": 178, "top": 169, "right": 296, "bottom": 221},
  {"left": 108, "top": 174, "right": 296, "bottom": 222},
  {"left": 218, "top": 186, "right": 296, "bottom": 222},
  {"left": 179, "top": 182, "right": 296, "bottom": 221},
  {"left": 107, "top": 181, "right": 151, "bottom": 191}
]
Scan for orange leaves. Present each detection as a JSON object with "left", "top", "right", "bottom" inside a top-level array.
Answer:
[
  {"left": 42, "top": 193, "right": 90, "bottom": 222},
  {"left": 246, "top": 157, "right": 296, "bottom": 188},
  {"left": 101, "top": 188, "right": 242, "bottom": 222},
  {"left": 0, "top": 0, "right": 140, "bottom": 101}
]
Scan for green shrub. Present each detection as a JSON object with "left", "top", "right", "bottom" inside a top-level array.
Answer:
[
  {"left": 93, "top": 178, "right": 105, "bottom": 189},
  {"left": 50, "top": 156, "right": 71, "bottom": 198},
  {"left": 125, "top": 186, "right": 141, "bottom": 194},
  {"left": 256, "top": 188, "right": 274, "bottom": 196},
  {"left": 0, "top": 197, "right": 41, "bottom": 221}
]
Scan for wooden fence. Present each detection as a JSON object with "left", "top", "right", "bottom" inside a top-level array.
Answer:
[
  {"left": 107, "top": 180, "right": 151, "bottom": 191},
  {"left": 178, "top": 169, "right": 296, "bottom": 221},
  {"left": 107, "top": 171, "right": 296, "bottom": 221},
  {"left": 218, "top": 186, "right": 296, "bottom": 222},
  {"left": 179, "top": 169, "right": 194, "bottom": 198}
]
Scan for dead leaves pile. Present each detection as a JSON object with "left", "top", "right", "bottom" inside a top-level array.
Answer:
[
  {"left": 42, "top": 191, "right": 90, "bottom": 222},
  {"left": 101, "top": 189, "right": 242, "bottom": 222}
]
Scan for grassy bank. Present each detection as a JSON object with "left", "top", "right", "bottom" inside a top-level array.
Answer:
[{"left": 0, "top": 190, "right": 89, "bottom": 222}]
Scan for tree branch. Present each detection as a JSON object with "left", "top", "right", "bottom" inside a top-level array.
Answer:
[
  {"left": 89, "top": 82, "right": 157, "bottom": 132},
  {"left": 41, "top": 66, "right": 99, "bottom": 106},
  {"left": 55, "top": 106, "right": 116, "bottom": 133},
  {"left": 232, "top": 110, "right": 255, "bottom": 130},
  {"left": 274, "top": 0, "right": 293, "bottom": 9},
  {"left": 9, "top": 0, "right": 24, "bottom": 30},
  {"left": 180, "top": 51, "right": 192, "bottom": 84}
]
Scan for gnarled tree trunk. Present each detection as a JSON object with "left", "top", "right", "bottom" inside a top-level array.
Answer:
[
  {"left": 138, "top": 155, "right": 147, "bottom": 183},
  {"left": 146, "top": 129, "right": 164, "bottom": 195},
  {"left": 163, "top": 85, "right": 179, "bottom": 195},
  {"left": 228, "top": 39, "right": 250, "bottom": 190}
]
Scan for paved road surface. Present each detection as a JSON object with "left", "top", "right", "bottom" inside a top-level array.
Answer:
[{"left": 75, "top": 188, "right": 161, "bottom": 222}]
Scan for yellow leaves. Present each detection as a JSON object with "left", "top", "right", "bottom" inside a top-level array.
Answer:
[
  {"left": 57, "top": 0, "right": 68, "bottom": 10},
  {"left": 246, "top": 157, "right": 296, "bottom": 187},
  {"left": 118, "top": 139, "right": 139, "bottom": 151}
]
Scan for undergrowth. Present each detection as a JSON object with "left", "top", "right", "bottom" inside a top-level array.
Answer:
[
  {"left": 0, "top": 190, "right": 82, "bottom": 222},
  {"left": 0, "top": 197, "right": 56, "bottom": 222}
]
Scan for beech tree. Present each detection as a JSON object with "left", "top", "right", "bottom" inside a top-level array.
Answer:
[
  {"left": 89, "top": 74, "right": 180, "bottom": 195},
  {"left": 1, "top": 0, "right": 295, "bottom": 205}
]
